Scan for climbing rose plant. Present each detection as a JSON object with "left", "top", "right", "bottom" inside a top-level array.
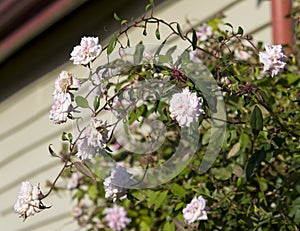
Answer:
[{"left": 15, "top": 1, "right": 300, "bottom": 230}]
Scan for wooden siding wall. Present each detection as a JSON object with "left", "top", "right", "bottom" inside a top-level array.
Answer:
[{"left": 0, "top": 0, "right": 271, "bottom": 230}]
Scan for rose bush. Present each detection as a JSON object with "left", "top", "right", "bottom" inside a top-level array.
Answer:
[{"left": 15, "top": 1, "right": 300, "bottom": 230}]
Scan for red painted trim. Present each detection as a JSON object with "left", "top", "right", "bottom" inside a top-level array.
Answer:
[
  {"left": 271, "top": 0, "right": 293, "bottom": 46},
  {"left": 0, "top": 0, "right": 76, "bottom": 62}
]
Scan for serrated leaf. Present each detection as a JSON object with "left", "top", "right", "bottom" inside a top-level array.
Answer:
[
  {"left": 154, "top": 191, "right": 168, "bottom": 211},
  {"left": 73, "top": 161, "right": 95, "bottom": 180},
  {"left": 155, "top": 27, "right": 161, "bottom": 40},
  {"left": 250, "top": 105, "right": 263, "bottom": 137},
  {"left": 107, "top": 33, "right": 118, "bottom": 55},
  {"left": 192, "top": 29, "right": 197, "bottom": 50},
  {"left": 75, "top": 96, "right": 89, "bottom": 108},
  {"left": 113, "top": 12, "right": 120, "bottom": 21},
  {"left": 48, "top": 144, "right": 59, "bottom": 157}
]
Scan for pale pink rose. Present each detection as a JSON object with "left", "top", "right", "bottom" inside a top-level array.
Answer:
[
  {"left": 67, "top": 172, "right": 83, "bottom": 190},
  {"left": 259, "top": 44, "right": 286, "bottom": 77},
  {"left": 103, "top": 165, "right": 134, "bottom": 202},
  {"left": 53, "top": 71, "right": 80, "bottom": 97},
  {"left": 49, "top": 93, "right": 73, "bottom": 124},
  {"left": 76, "top": 118, "right": 109, "bottom": 160},
  {"left": 183, "top": 196, "right": 208, "bottom": 224},
  {"left": 14, "top": 181, "right": 46, "bottom": 220},
  {"left": 169, "top": 87, "right": 204, "bottom": 127},
  {"left": 70, "top": 36, "right": 102, "bottom": 65},
  {"left": 104, "top": 205, "right": 131, "bottom": 231}
]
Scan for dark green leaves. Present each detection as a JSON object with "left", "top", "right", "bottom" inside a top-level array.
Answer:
[
  {"left": 192, "top": 29, "right": 197, "bottom": 50},
  {"left": 107, "top": 33, "right": 119, "bottom": 55},
  {"left": 155, "top": 27, "right": 161, "bottom": 40},
  {"left": 75, "top": 96, "right": 89, "bottom": 108},
  {"left": 250, "top": 105, "right": 263, "bottom": 138}
]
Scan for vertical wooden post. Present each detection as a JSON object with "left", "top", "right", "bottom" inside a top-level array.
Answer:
[{"left": 271, "top": 0, "right": 293, "bottom": 47}]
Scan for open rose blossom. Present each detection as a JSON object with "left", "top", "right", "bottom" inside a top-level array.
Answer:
[
  {"left": 169, "top": 87, "right": 204, "bottom": 127},
  {"left": 182, "top": 195, "right": 209, "bottom": 224},
  {"left": 259, "top": 44, "right": 287, "bottom": 77},
  {"left": 103, "top": 165, "right": 134, "bottom": 202},
  {"left": 14, "top": 181, "right": 48, "bottom": 220},
  {"left": 70, "top": 36, "right": 102, "bottom": 65},
  {"left": 104, "top": 205, "right": 131, "bottom": 231}
]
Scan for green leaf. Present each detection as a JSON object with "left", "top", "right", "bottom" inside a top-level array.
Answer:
[
  {"left": 73, "top": 161, "right": 96, "bottom": 180},
  {"left": 75, "top": 96, "right": 89, "bottom": 108},
  {"left": 147, "top": 191, "right": 168, "bottom": 211},
  {"left": 237, "top": 26, "right": 244, "bottom": 35},
  {"left": 163, "top": 221, "right": 175, "bottom": 231},
  {"left": 87, "top": 185, "right": 98, "bottom": 201},
  {"left": 113, "top": 12, "right": 120, "bottom": 21},
  {"left": 176, "top": 23, "right": 185, "bottom": 39},
  {"left": 134, "top": 42, "right": 145, "bottom": 64},
  {"left": 170, "top": 183, "right": 186, "bottom": 197},
  {"left": 227, "top": 142, "right": 241, "bottom": 159},
  {"left": 192, "top": 29, "right": 197, "bottom": 50},
  {"left": 155, "top": 27, "right": 161, "bottom": 40},
  {"left": 250, "top": 105, "right": 263, "bottom": 138},
  {"left": 93, "top": 95, "right": 100, "bottom": 111},
  {"left": 224, "top": 22, "right": 233, "bottom": 29},
  {"left": 166, "top": 45, "right": 177, "bottom": 57},
  {"left": 107, "top": 33, "right": 118, "bottom": 55},
  {"left": 62, "top": 132, "right": 68, "bottom": 141},
  {"left": 211, "top": 167, "right": 232, "bottom": 180},
  {"left": 245, "top": 149, "right": 266, "bottom": 179},
  {"left": 121, "top": 19, "right": 128, "bottom": 25},
  {"left": 48, "top": 144, "right": 58, "bottom": 157}
]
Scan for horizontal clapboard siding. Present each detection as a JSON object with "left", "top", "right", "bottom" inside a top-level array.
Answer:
[{"left": 0, "top": 0, "right": 271, "bottom": 230}]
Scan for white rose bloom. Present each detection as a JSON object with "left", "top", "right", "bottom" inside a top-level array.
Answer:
[
  {"left": 49, "top": 93, "right": 73, "bottom": 124},
  {"left": 53, "top": 71, "right": 80, "bottom": 97},
  {"left": 183, "top": 196, "right": 208, "bottom": 224},
  {"left": 259, "top": 44, "right": 287, "bottom": 77},
  {"left": 76, "top": 118, "right": 109, "bottom": 160},
  {"left": 103, "top": 166, "right": 134, "bottom": 202},
  {"left": 169, "top": 87, "right": 204, "bottom": 127},
  {"left": 14, "top": 181, "right": 46, "bottom": 220},
  {"left": 70, "top": 36, "right": 102, "bottom": 65}
]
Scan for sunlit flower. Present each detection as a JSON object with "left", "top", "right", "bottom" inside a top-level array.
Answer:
[
  {"left": 196, "top": 25, "right": 213, "bottom": 41},
  {"left": 49, "top": 93, "right": 73, "bottom": 124},
  {"left": 53, "top": 71, "right": 80, "bottom": 97},
  {"left": 104, "top": 205, "right": 131, "bottom": 231},
  {"left": 169, "top": 87, "right": 204, "bottom": 127},
  {"left": 76, "top": 118, "right": 109, "bottom": 160},
  {"left": 103, "top": 165, "right": 134, "bottom": 202},
  {"left": 259, "top": 44, "right": 287, "bottom": 77},
  {"left": 70, "top": 36, "right": 102, "bottom": 65},
  {"left": 76, "top": 138, "right": 98, "bottom": 160},
  {"left": 183, "top": 196, "right": 208, "bottom": 224},
  {"left": 14, "top": 181, "right": 47, "bottom": 220}
]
